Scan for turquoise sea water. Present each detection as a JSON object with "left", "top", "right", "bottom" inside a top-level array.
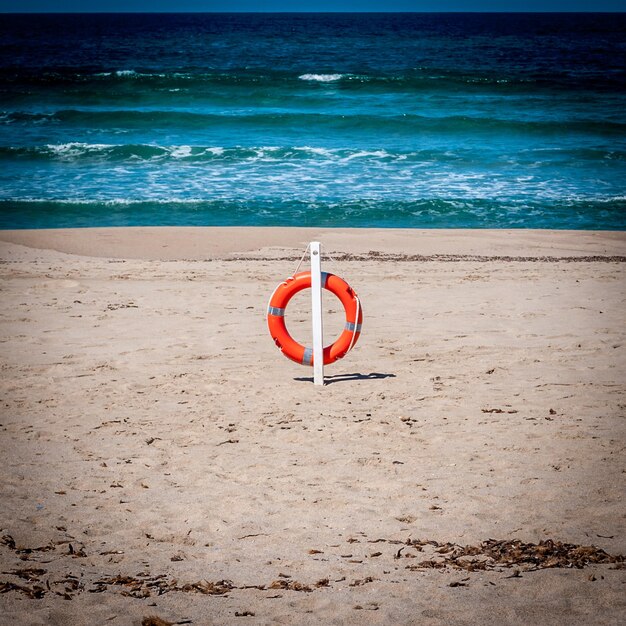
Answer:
[{"left": 0, "top": 13, "right": 625, "bottom": 229}]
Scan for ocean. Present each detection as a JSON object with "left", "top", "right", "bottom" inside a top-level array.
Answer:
[{"left": 0, "top": 12, "right": 625, "bottom": 229}]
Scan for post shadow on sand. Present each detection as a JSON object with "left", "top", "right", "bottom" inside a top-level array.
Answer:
[{"left": 294, "top": 372, "right": 396, "bottom": 385}]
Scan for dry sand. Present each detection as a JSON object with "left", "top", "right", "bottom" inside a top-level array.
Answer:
[{"left": 0, "top": 228, "right": 624, "bottom": 626}]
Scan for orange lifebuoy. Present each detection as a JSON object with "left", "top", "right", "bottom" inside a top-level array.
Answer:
[{"left": 267, "top": 271, "right": 363, "bottom": 366}]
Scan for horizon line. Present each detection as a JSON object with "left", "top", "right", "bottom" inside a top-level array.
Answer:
[{"left": 1, "top": 10, "right": 625, "bottom": 14}]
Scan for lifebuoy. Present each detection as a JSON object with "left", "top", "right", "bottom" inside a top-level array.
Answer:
[{"left": 267, "top": 271, "right": 363, "bottom": 366}]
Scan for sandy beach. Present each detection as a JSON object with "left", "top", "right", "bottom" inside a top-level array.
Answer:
[{"left": 0, "top": 227, "right": 624, "bottom": 626}]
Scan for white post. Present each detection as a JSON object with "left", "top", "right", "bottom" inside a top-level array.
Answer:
[{"left": 310, "top": 241, "right": 324, "bottom": 386}]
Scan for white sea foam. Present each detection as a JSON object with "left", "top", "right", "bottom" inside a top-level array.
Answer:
[
  {"left": 115, "top": 70, "right": 137, "bottom": 77},
  {"left": 298, "top": 73, "right": 344, "bottom": 82},
  {"left": 295, "top": 146, "right": 334, "bottom": 157},
  {"left": 45, "top": 142, "right": 112, "bottom": 156},
  {"left": 170, "top": 145, "right": 193, "bottom": 158},
  {"left": 344, "top": 150, "right": 391, "bottom": 160}
]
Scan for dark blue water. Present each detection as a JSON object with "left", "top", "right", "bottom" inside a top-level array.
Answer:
[{"left": 1, "top": 13, "right": 625, "bottom": 229}]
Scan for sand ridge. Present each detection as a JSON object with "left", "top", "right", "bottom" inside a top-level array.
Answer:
[{"left": 1, "top": 227, "right": 625, "bottom": 260}]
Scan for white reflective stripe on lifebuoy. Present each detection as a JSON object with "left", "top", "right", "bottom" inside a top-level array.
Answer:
[
  {"left": 268, "top": 306, "right": 285, "bottom": 316},
  {"left": 345, "top": 321, "right": 362, "bottom": 332},
  {"left": 302, "top": 347, "right": 313, "bottom": 365},
  {"left": 320, "top": 271, "right": 329, "bottom": 288}
]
